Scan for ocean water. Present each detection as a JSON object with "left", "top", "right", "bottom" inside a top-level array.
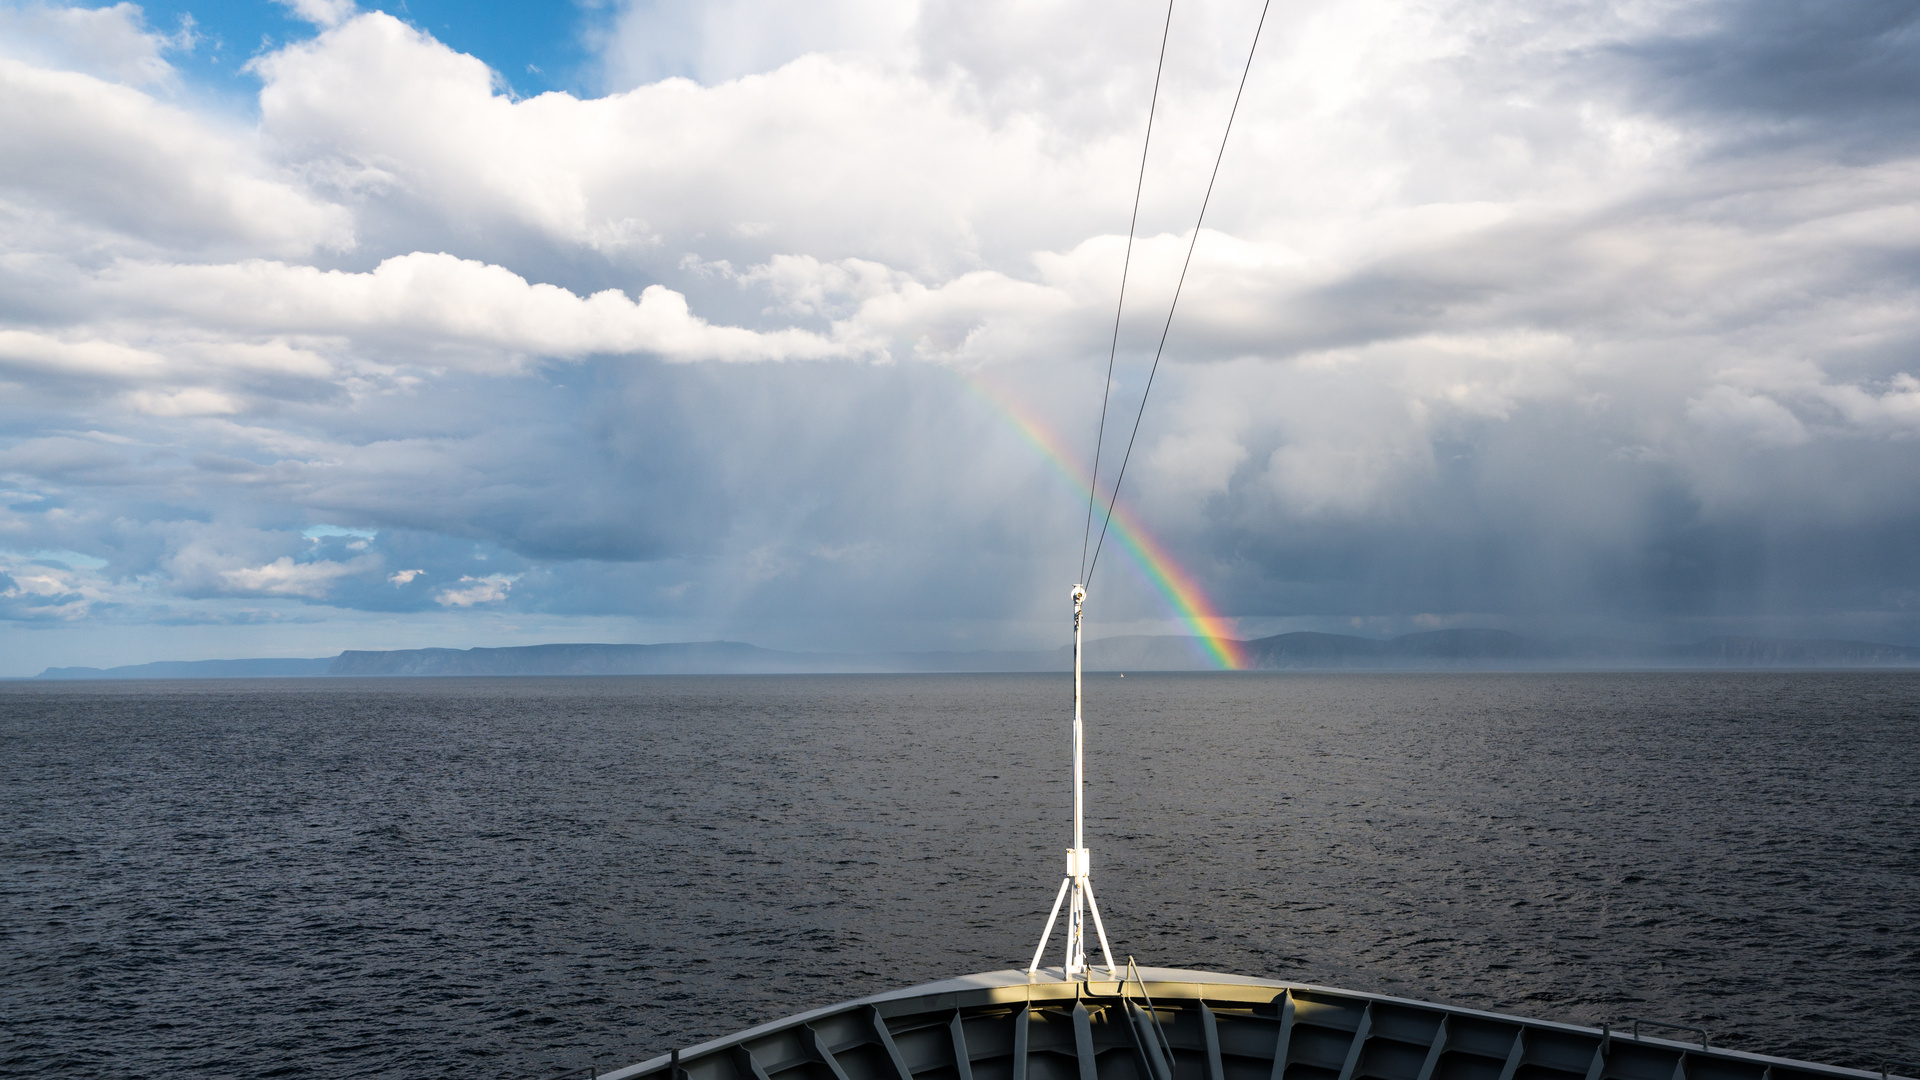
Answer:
[{"left": 2, "top": 672, "right": 1916, "bottom": 1080}]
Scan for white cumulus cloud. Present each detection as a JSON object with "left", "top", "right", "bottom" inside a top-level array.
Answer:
[
  {"left": 99, "top": 252, "right": 868, "bottom": 367},
  {"left": 218, "top": 556, "right": 375, "bottom": 598},
  {"left": 0, "top": 59, "right": 354, "bottom": 254},
  {"left": 436, "top": 573, "right": 516, "bottom": 607}
]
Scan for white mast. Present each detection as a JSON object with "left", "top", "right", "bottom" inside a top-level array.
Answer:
[{"left": 1029, "top": 583, "right": 1117, "bottom": 979}]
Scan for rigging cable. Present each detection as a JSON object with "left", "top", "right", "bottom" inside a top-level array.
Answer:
[
  {"left": 1086, "top": 0, "right": 1272, "bottom": 588},
  {"left": 1080, "top": 0, "right": 1177, "bottom": 585}
]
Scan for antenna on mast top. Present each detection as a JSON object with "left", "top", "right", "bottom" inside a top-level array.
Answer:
[{"left": 1028, "top": 583, "right": 1117, "bottom": 980}]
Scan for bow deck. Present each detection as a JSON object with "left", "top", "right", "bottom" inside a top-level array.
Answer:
[{"left": 603, "top": 968, "right": 1890, "bottom": 1080}]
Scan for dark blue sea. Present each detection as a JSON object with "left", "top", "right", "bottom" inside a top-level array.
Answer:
[{"left": 3, "top": 673, "right": 1917, "bottom": 1079}]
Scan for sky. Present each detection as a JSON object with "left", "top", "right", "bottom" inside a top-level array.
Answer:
[{"left": 1, "top": 0, "right": 1918, "bottom": 674}]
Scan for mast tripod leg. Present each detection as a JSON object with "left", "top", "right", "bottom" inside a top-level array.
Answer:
[
  {"left": 1028, "top": 876, "right": 1071, "bottom": 974},
  {"left": 1084, "top": 877, "right": 1118, "bottom": 976}
]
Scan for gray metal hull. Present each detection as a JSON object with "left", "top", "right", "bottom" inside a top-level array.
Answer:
[{"left": 602, "top": 968, "right": 1895, "bottom": 1080}]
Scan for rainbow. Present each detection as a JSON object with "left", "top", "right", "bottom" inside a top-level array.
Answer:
[{"left": 957, "top": 372, "right": 1248, "bottom": 670}]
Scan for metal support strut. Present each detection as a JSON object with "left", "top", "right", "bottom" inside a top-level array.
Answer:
[{"left": 1030, "top": 583, "right": 1117, "bottom": 980}]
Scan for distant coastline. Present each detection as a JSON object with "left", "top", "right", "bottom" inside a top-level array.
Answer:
[{"left": 25, "top": 629, "right": 1920, "bottom": 678}]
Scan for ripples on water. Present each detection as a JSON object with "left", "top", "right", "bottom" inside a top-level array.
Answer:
[{"left": 2, "top": 673, "right": 1916, "bottom": 1079}]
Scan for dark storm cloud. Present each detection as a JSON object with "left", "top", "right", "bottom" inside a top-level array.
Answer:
[
  {"left": 1177, "top": 359, "right": 1920, "bottom": 636},
  {"left": 1613, "top": 1, "right": 1920, "bottom": 157},
  {"left": 287, "top": 372, "right": 731, "bottom": 565}
]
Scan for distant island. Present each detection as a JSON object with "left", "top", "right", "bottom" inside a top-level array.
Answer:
[{"left": 28, "top": 629, "right": 1920, "bottom": 678}]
